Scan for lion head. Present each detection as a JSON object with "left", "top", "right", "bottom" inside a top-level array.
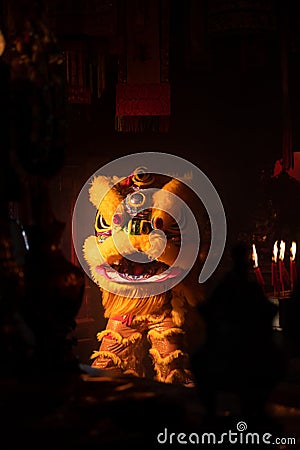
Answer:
[{"left": 83, "top": 167, "right": 210, "bottom": 326}]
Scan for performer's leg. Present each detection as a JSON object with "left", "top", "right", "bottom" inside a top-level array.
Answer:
[
  {"left": 147, "top": 316, "right": 193, "bottom": 384},
  {"left": 90, "top": 316, "right": 145, "bottom": 377}
]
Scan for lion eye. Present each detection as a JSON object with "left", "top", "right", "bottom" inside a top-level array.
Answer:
[
  {"left": 100, "top": 215, "right": 110, "bottom": 228},
  {"left": 95, "top": 211, "right": 111, "bottom": 232}
]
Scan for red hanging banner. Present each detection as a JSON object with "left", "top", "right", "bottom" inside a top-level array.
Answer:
[
  {"left": 116, "top": 0, "right": 170, "bottom": 132},
  {"left": 116, "top": 83, "right": 170, "bottom": 116}
]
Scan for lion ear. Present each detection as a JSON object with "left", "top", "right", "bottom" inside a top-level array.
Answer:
[{"left": 89, "top": 175, "right": 121, "bottom": 208}]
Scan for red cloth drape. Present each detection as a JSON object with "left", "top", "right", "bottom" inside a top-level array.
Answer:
[{"left": 115, "top": 0, "right": 170, "bottom": 132}]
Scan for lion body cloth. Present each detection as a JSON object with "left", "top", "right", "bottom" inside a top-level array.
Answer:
[{"left": 83, "top": 167, "right": 210, "bottom": 385}]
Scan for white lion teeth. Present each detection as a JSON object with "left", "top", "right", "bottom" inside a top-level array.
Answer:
[
  {"left": 108, "top": 272, "right": 120, "bottom": 280},
  {"left": 101, "top": 263, "right": 176, "bottom": 283}
]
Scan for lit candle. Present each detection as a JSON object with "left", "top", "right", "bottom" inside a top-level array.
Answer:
[
  {"left": 272, "top": 241, "right": 280, "bottom": 296},
  {"left": 290, "top": 241, "right": 297, "bottom": 291},
  {"left": 252, "top": 244, "right": 265, "bottom": 290}
]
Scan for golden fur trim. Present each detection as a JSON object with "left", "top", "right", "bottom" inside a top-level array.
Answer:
[
  {"left": 165, "top": 369, "right": 191, "bottom": 384},
  {"left": 90, "top": 350, "right": 122, "bottom": 367},
  {"left": 89, "top": 175, "right": 123, "bottom": 224},
  {"left": 123, "top": 332, "right": 143, "bottom": 346},
  {"left": 101, "top": 290, "right": 168, "bottom": 318},
  {"left": 149, "top": 348, "right": 187, "bottom": 365},
  {"left": 83, "top": 235, "right": 105, "bottom": 270},
  {"left": 96, "top": 330, "right": 142, "bottom": 346},
  {"left": 147, "top": 328, "right": 185, "bottom": 341},
  {"left": 170, "top": 291, "right": 186, "bottom": 326},
  {"left": 153, "top": 369, "right": 164, "bottom": 382},
  {"left": 89, "top": 175, "right": 119, "bottom": 208},
  {"left": 171, "top": 310, "right": 184, "bottom": 328},
  {"left": 96, "top": 330, "right": 122, "bottom": 344},
  {"left": 131, "top": 312, "right": 169, "bottom": 326},
  {"left": 153, "top": 367, "right": 191, "bottom": 384}
]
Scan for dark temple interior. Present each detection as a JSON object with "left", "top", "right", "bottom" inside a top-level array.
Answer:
[{"left": 1, "top": 1, "right": 300, "bottom": 448}]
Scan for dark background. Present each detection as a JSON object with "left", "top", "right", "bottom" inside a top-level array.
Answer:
[{"left": 1, "top": 0, "right": 300, "bottom": 363}]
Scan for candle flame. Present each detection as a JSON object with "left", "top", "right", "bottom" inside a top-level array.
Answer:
[
  {"left": 252, "top": 244, "right": 258, "bottom": 268},
  {"left": 291, "top": 241, "right": 297, "bottom": 261},
  {"left": 273, "top": 241, "right": 278, "bottom": 263},
  {"left": 279, "top": 240, "right": 285, "bottom": 261}
]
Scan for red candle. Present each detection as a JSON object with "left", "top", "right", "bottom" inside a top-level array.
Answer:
[
  {"left": 279, "top": 261, "right": 284, "bottom": 292},
  {"left": 254, "top": 267, "right": 265, "bottom": 290},
  {"left": 272, "top": 262, "right": 280, "bottom": 295},
  {"left": 290, "top": 241, "right": 297, "bottom": 291},
  {"left": 283, "top": 262, "right": 290, "bottom": 286},
  {"left": 272, "top": 241, "right": 280, "bottom": 295},
  {"left": 278, "top": 240, "right": 286, "bottom": 293},
  {"left": 252, "top": 244, "right": 265, "bottom": 290}
]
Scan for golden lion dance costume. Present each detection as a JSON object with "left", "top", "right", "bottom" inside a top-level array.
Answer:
[{"left": 83, "top": 168, "right": 209, "bottom": 384}]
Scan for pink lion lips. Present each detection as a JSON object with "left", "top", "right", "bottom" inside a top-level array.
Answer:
[{"left": 95, "top": 260, "right": 182, "bottom": 284}]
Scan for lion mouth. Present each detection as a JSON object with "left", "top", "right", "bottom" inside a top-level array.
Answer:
[{"left": 95, "top": 258, "right": 181, "bottom": 283}]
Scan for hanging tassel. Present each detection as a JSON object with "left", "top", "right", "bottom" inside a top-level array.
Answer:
[{"left": 115, "top": 116, "right": 170, "bottom": 133}]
